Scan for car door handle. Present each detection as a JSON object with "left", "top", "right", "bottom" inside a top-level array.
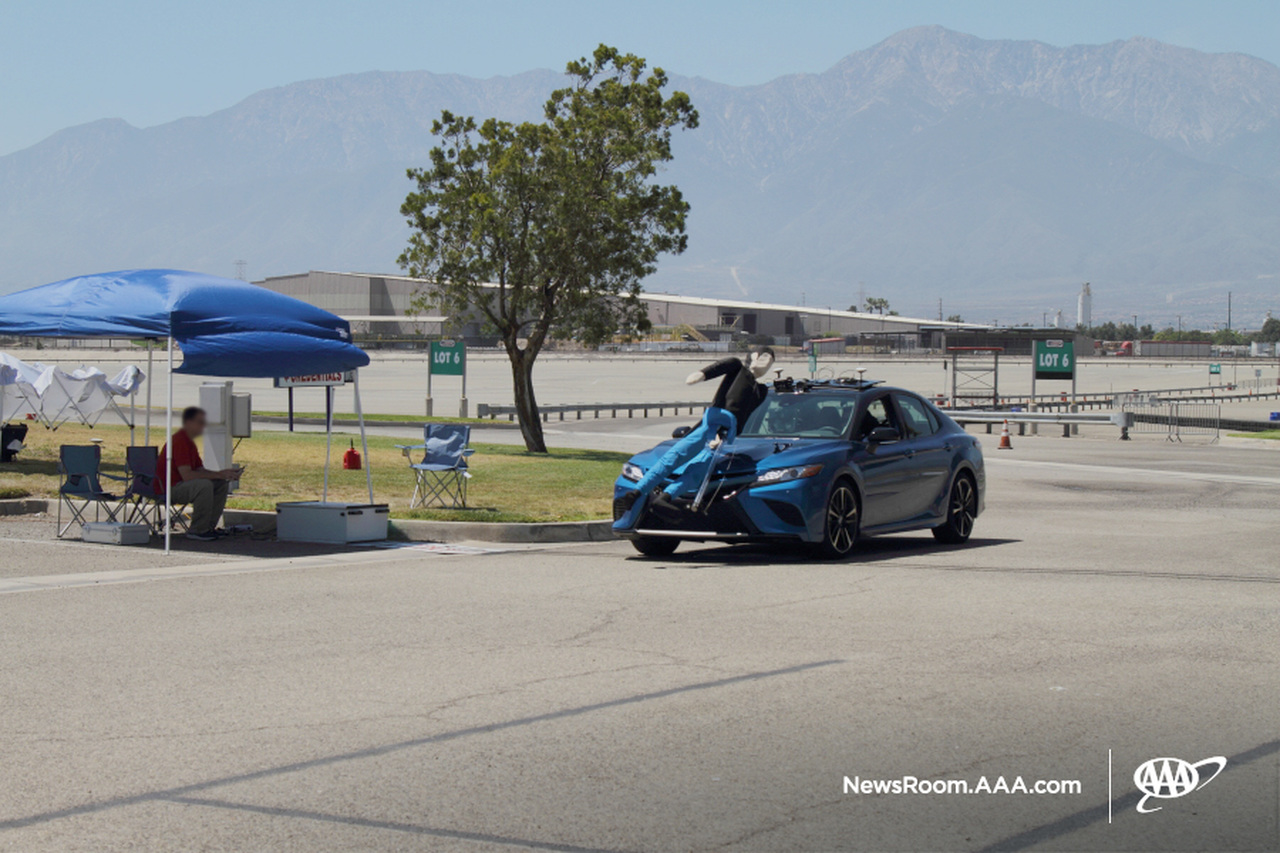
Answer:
[{"left": 943, "top": 443, "right": 953, "bottom": 451}]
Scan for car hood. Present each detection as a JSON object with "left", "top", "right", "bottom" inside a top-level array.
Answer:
[{"left": 629, "top": 436, "right": 849, "bottom": 477}]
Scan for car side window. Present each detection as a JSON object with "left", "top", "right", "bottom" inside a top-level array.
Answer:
[
  {"left": 855, "top": 395, "right": 900, "bottom": 440},
  {"left": 895, "top": 394, "right": 937, "bottom": 438},
  {"left": 924, "top": 404, "right": 942, "bottom": 434}
]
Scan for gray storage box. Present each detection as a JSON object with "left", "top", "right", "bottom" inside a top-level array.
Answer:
[
  {"left": 81, "top": 522, "right": 151, "bottom": 545},
  {"left": 275, "top": 501, "right": 389, "bottom": 544}
]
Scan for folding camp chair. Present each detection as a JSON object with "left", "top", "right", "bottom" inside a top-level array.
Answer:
[
  {"left": 57, "top": 444, "right": 126, "bottom": 537},
  {"left": 396, "top": 424, "right": 474, "bottom": 508},
  {"left": 119, "top": 445, "right": 190, "bottom": 534}
]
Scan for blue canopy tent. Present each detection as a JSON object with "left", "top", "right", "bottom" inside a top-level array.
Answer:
[{"left": 0, "top": 269, "right": 374, "bottom": 551}]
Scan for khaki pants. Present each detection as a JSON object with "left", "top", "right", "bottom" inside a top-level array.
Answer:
[{"left": 169, "top": 478, "right": 229, "bottom": 534}]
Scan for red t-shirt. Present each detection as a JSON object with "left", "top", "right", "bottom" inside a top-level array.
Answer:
[{"left": 156, "top": 430, "right": 202, "bottom": 492}]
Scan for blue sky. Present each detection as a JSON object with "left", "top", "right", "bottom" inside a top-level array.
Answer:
[{"left": 2, "top": 0, "right": 1277, "bottom": 156}]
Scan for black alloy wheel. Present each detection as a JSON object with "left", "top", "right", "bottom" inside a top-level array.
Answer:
[
  {"left": 933, "top": 474, "right": 977, "bottom": 544},
  {"left": 815, "top": 480, "right": 859, "bottom": 558}
]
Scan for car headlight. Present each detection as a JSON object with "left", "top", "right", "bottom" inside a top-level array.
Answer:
[
  {"left": 621, "top": 462, "right": 645, "bottom": 482},
  {"left": 751, "top": 464, "right": 823, "bottom": 486}
]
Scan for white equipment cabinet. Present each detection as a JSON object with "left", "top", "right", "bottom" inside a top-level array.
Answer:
[
  {"left": 199, "top": 382, "right": 234, "bottom": 471},
  {"left": 275, "top": 501, "right": 389, "bottom": 544},
  {"left": 230, "top": 392, "right": 252, "bottom": 437},
  {"left": 199, "top": 382, "right": 251, "bottom": 490}
]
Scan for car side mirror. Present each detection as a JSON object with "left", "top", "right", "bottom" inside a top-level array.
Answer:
[
  {"left": 672, "top": 425, "right": 693, "bottom": 439},
  {"left": 867, "top": 426, "right": 900, "bottom": 444}
]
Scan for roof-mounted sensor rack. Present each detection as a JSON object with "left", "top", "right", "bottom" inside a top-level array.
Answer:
[{"left": 772, "top": 376, "right": 885, "bottom": 393}]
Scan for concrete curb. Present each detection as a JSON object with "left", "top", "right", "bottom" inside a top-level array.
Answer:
[
  {"left": 2, "top": 500, "right": 612, "bottom": 544},
  {"left": 390, "top": 518, "right": 614, "bottom": 543},
  {"left": 222, "top": 508, "right": 611, "bottom": 543},
  {"left": 0, "top": 498, "right": 51, "bottom": 516}
]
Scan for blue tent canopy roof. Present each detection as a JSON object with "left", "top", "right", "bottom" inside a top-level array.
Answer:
[{"left": 0, "top": 269, "right": 369, "bottom": 377}]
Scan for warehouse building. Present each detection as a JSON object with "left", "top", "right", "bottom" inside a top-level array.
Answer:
[
  {"left": 254, "top": 271, "right": 983, "bottom": 349},
  {"left": 254, "top": 271, "right": 449, "bottom": 339},
  {"left": 638, "top": 292, "right": 976, "bottom": 348}
]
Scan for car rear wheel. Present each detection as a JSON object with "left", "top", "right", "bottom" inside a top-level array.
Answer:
[
  {"left": 813, "top": 480, "right": 859, "bottom": 559},
  {"left": 933, "top": 473, "right": 977, "bottom": 544},
  {"left": 630, "top": 535, "right": 679, "bottom": 557}
]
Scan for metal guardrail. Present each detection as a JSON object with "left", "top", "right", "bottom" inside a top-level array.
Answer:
[
  {"left": 477, "top": 401, "right": 705, "bottom": 422},
  {"left": 949, "top": 409, "right": 1134, "bottom": 439}
]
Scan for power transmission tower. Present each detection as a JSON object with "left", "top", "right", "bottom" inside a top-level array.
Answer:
[{"left": 234, "top": 260, "right": 247, "bottom": 281}]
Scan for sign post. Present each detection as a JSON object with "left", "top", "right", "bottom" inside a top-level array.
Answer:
[
  {"left": 1032, "top": 339, "right": 1076, "bottom": 436},
  {"left": 428, "top": 339, "right": 468, "bottom": 417},
  {"left": 274, "top": 372, "right": 354, "bottom": 431}
]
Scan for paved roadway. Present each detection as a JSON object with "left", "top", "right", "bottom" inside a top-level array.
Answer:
[
  {"left": 11, "top": 348, "right": 1280, "bottom": 419},
  {"left": 0, "top": 436, "right": 1277, "bottom": 852}
]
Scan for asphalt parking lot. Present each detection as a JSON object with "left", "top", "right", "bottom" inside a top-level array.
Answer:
[{"left": 0, "top": 437, "right": 1277, "bottom": 852}]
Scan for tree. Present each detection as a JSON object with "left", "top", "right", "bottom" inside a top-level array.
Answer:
[
  {"left": 863, "top": 296, "right": 890, "bottom": 314},
  {"left": 945, "top": 314, "right": 964, "bottom": 323},
  {"left": 1257, "top": 317, "right": 1280, "bottom": 343},
  {"left": 399, "top": 46, "right": 698, "bottom": 452}
]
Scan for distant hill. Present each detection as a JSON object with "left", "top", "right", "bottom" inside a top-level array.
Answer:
[{"left": 2, "top": 26, "right": 1278, "bottom": 324}]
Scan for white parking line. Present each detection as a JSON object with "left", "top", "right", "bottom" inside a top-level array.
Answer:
[
  {"left": 986, "top": 456, "right": 1280, "bottom": 488},
  {"left": 0, "top": 545, "right": 499, "bottom": 596}
]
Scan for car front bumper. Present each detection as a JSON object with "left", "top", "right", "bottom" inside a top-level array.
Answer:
[{"left": 613, "top": 475, "right": 824, "bottom": 543}]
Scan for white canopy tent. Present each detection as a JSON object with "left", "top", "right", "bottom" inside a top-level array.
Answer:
[{"left": 0, "top": 353, "right": 144, "bottom": 437}]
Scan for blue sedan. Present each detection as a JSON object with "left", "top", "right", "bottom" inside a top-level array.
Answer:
[{"left": 612, "top": 378, "right": 985, "bottom": 558}]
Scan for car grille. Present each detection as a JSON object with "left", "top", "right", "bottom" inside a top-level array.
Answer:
[{"left": 640, "top": 495, "right": 756, "bottom": 536}]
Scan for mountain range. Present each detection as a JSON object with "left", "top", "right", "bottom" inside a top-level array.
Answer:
[{"left": 2, "top": 26, "right": 1278, "bottom": 325}]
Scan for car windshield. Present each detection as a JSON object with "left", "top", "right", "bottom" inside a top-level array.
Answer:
[{"left": 739, "top": 393, "right": 858, "bottom": 438}]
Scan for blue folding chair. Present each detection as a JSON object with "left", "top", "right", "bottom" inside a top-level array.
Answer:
[
  {"left": 57, "top": 444, "right": 125, "bottom": 537},
  {"left": 396, "top": 424, "right": 475, "bottom": 508},
  {"left": 119, "top": 445, "right": 190, "bottom": 534}
]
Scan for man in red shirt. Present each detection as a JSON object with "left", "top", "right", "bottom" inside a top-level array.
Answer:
[{"left": 157, "top": 406, "right": 242, "bottom": 541}]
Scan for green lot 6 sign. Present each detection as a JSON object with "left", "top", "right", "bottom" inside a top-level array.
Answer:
[
  {"left": 430, "top": 340, "right": 466, "bottom": 376},
  {"left": 1034, "top": 339, "right": 1074, "bottom": 380}
]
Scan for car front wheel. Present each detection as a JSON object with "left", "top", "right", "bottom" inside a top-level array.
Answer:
[
  {"left": 630, "top": 535, "right": 679, "bottom": 557},
  {"left": 933, "top": 473, "right": 977, "bottom": 544},
  {"left": 813, "top": 480, "right": 859, "bottom": 559}
]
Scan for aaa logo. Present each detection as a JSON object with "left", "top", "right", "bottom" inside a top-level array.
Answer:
[{"left": 1133, "top": 756, "right": 1226, "bottom": 813}]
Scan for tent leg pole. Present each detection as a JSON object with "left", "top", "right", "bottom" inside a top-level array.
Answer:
[
  {"left": 354, "top": 371, "right": 373, "bottom": 504},
  {"left": 322, "top": 386, "right": 333, "bottom": 502},
  {"left": 146, "top": 344, "right": 153, "bottom": 445},
  {"left": 164, "top": 339, "right": 173, "bottom": 555}
]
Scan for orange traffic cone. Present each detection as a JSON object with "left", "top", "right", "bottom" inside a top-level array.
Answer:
[{"left": 997, "top": 420, "right": 1013, "bottom": 450}]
